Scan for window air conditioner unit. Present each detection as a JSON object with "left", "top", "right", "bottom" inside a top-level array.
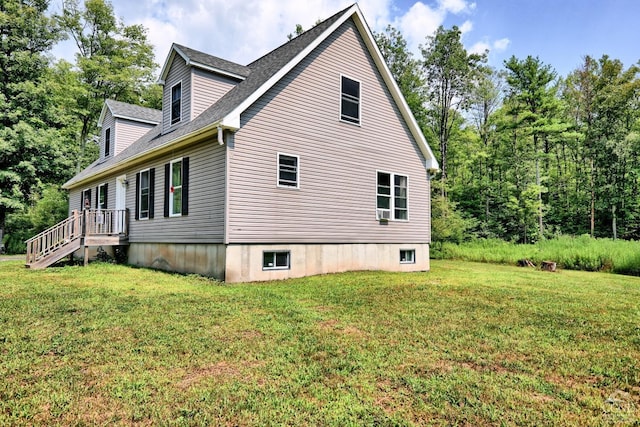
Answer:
[{"left": 377, "top": 209, "right": 391, "bottom": 221}]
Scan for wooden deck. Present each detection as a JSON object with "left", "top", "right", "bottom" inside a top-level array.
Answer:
[{"left": 26, "top": 209, "right": 129, "bottom": 269}]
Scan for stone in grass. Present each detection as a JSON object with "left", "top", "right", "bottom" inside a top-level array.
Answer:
[{"left": 541, "top": 261, "right": 557, "bottom": 272}]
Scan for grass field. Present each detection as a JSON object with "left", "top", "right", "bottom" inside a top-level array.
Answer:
[
  {"left": 433, "top": 235, "right": 640, "bottom": 276},
  {"left": 1, "top": 260, "right": 639, "bottom": 425}
]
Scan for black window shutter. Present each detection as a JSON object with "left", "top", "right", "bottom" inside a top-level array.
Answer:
[
  {"left": 80, "top": 191, "right": 83, "bottom": 210},
  {"left": 95, "top": 186, "right": 99, "bottom": 208},
  {"left": 104, "top": 183, "right": 108, "bottom": 209},
  {"left": 182, "top": 157, "right": 189, "bottom": 216},
  {"left": 149, "top": 168, "right": 155, "bottom": 219},
  {"left": 135, "top": 172, "right": 140, "bottom": 220},
  {"left": 164, "top": 163, "right": 170, "bottom": 217}
]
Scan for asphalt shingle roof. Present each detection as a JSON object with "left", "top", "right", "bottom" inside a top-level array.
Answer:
[
  {"left": 105, "top": 99, "right": 162, "bottom": 124},
  {"left": 173, "top": 44, "right": 251, "bottom": 78},
  {"left": 64, "top": 4, "right": 354, "bottom": 188}
]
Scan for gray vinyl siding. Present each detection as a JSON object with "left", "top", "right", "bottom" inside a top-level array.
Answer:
[
  {"left": 114, "top": 119, "right": 156, "bottom": 156},
  {"left": 191, "top": 68, "right": 239, "bottom": 120},
  {"left": 125, "top": 139, "right": 226, "bottom": 243},
  {"left": 226, "top": 19, "right": 431, "bottom": 245},
  {"left": 68, "top": 177, "right": 116, "bottom": 214},
  {"left": 162, "top": 56, "right": 191, "bottom": 134},
  {"left": 101, "top": 112, "right": 115, "bottom": 161}
]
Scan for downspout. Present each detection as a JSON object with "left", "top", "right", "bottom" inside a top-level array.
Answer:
[{"left": 217, "top": 126, "right": 224, "bottom": 145}]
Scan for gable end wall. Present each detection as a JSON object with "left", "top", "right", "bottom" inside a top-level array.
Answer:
[{"left": 227, "top": 19, "right": 431, "bottom": 244}]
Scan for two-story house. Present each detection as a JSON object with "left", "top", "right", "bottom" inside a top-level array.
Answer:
[{"left": 26, "top": 4, "right": 439, "bottom": 282}]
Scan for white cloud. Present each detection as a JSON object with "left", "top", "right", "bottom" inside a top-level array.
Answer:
[
  {"left": 469, "top": 41, "right": 490, "bottom": 55},
  {"left": 438, "top": 0, "right": 469, "bottom": 14},
  {"left": 396, "top": 2, "right": 444, "bottom": 51},
  {"left": 493, "top": 38, "right": 511, "bottom": 52},
  {"left": 49, "top": 0, "right": 505, "bottom": 74},
  {"left": 459, "top": 20, "right": 473, "bottom": 34}
]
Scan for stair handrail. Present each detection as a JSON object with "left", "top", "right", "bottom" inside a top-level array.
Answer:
[{"left": 25, "top": 210, "right": 83, "bottom": 264}]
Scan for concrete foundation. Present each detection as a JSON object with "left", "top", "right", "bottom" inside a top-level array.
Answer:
[
  {"left": 225, "top": 243, "right": 430, "bottom": 283},
  {"left": 124, "top": 242, "right": 429, "bottom": 282},
  {"left": 128, "top": 243, "right": 226, "bottom": 279}
]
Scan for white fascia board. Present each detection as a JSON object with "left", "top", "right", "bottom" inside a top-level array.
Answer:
[
  {"left": 190, "top": 61, "right": 247, "bottom": 81},
  {"left": 158, "top": 44, "right": 190, "bottom": 85},
  {"left": 351, "top": 8, "right": 439, "bottom": 170},
  {"left": 113, "top": 115, "right": 161, "bottom": 126},
  {"left": 97, "top": 102, "right": 110, "bottom": 128},
  {"left": 221, "top": 4, "right": 360, "bottom": 126}
]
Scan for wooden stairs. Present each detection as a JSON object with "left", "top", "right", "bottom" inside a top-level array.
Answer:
[{"left": 26, "top": 209, "right": 129, "bottom": 269}]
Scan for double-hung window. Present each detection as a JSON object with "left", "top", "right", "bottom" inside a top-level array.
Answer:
[
  {"left": 96, "top": 183, "right": 107, "bottom": 210},
  {"left": 139, "top": 169, "right": 151, "bottom": 219},
  {"left": 171, "top": 82, "right": 182, "bottom": 125},
  {"left": 81, "top": 188, "right": 92, "bottom": 210},
  {"left": 377, "top": 171, "right": 409, "bottom": 220},
  {"left": 164, "top": 157, "right": 189, "bottom": 217},
  {"left": 104, "top": 128, "right": 111, "bottom": 157},
  {"left": 277, "top": 153, "right": 299, "bottom": 188},
  {"left": 340, "top": 75, "right": 360, "bottom": 124},
  {"left": 169, "top": 159, "right": 182, "bottom": 215}
]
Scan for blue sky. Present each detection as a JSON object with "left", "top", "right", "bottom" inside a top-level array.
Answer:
[{"left": 49, "top": 0, "right": 639, "bottom": 78}]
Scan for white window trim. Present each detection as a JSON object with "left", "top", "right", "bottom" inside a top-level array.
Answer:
[
  {"left": 339, "top": 74, "right": 362, "bottom": 126},
  {"left": 400, "top": 249, "right": 416, "bottom": 264},
  {"left": 262, "top": 250, "right": 291, "bottom": 271},
  {"left": 97, "top": 183, "right": 107, "bottom": 210},
  {"left": 169, "top": 158, "right": 183, "bottom": 217},
  {"left": 170, "top": 80, "right": 183, "bottom": 126},
  {"left": 376, "top": 170, "right": 410, "bottom": 222},
  {"left": 277, "top": 152, "right": 300, "bottom": 189},
  {"left": 139, "top": 168, "right": 150, "bottom": 220}
]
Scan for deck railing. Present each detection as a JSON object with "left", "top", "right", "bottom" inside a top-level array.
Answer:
[
  {"left": 84, "top": 209, "right": 129, "bottom": 236},
  {"left": 26, "top": 210, "right": 83, "bottom": 265},
  {"left": 25, "top": 209, "right": 128, "bottom": 265}
]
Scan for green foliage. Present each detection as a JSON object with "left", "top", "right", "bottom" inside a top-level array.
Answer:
[
  {"left": 55, "top": 0, "right": 158, "bottom": 171},
  {"left": 435, "top": 235, "right": 640, "bottom": 275},
  {"left": 0, "top": 0, "right": 72, "bottom": 229},
  {"left": 1, "top": 261, "right": 639, "bottom": 424},
  {"left": 374, "top": 26, "right": 427, "bottom": 127},
  {"left": 431, "top": 195, "right": 476, "bottom": 245},
  {"left": 4, "top": 186, "right": 68, "bottom": 254},
  {"left": 421, "top": 25, "right": 487, "bottom": 186}
]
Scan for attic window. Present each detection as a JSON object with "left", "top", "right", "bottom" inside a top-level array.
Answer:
[
  {"left": 340, "top": 75, "right": 360, "bottom": 124},
  {"left": 105, "top": 128, "right": 111, "bottom": 157},
  {"left": 171, "top": 82, "right": 182, "bottom": 125}
]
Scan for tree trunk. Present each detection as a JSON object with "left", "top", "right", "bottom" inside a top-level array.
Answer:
[
  {"left": 536, "top": 156, "right": 543, "bottom": 238},
  {"left": 612, "top": 204, "right": 617, "bottom": 240},
  {"left": 590, "top": 158, "right": 595, "bottom": 237}
]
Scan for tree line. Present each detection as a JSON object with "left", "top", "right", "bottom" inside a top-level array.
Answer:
[
  {"left": 1, "top": 0, "right": 159, "bottom": 252},
  {"left": 375, "top": 25, "right": 640, "bottom": 244},
  {"left": 1, "top": 1, "right": 639, "bottom": 253}
]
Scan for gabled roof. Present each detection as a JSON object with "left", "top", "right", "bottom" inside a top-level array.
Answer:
[
  {"left": 64, "top": 3, "right": 438, "bottom": 189},
  {"left": 97, "top": 99, "right": 162, "bottom": 127},
  {"left": 158, "top": 43, "right": 251, "bottom": 84}
]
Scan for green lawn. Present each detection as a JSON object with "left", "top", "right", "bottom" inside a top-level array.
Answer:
[{"left": 1, "top": 260, "right": 639, "bottom": 426}]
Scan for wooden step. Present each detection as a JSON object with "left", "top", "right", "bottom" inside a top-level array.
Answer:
[{"left": 26, "top": 239, "right": 81, "bottom": 269}]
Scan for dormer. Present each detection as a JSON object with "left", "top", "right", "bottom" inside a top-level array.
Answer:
[
  {"left": 158, "top": 43, "right": 250, "bottom": 134},
  {"left": 97, "top": 99, "right": 162, "bottom": 161}
]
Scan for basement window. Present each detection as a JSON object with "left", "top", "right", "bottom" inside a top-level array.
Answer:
[
  {"left": 263, "top": 251, "right": 290, "bottom": 270},
  {"left": 400, "top": 249, "right": 415, "bottom": 264}
]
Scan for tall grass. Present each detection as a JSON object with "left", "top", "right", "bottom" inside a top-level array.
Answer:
[{"left": 432, "top": 235, "right": 640, "bottom": 275}]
